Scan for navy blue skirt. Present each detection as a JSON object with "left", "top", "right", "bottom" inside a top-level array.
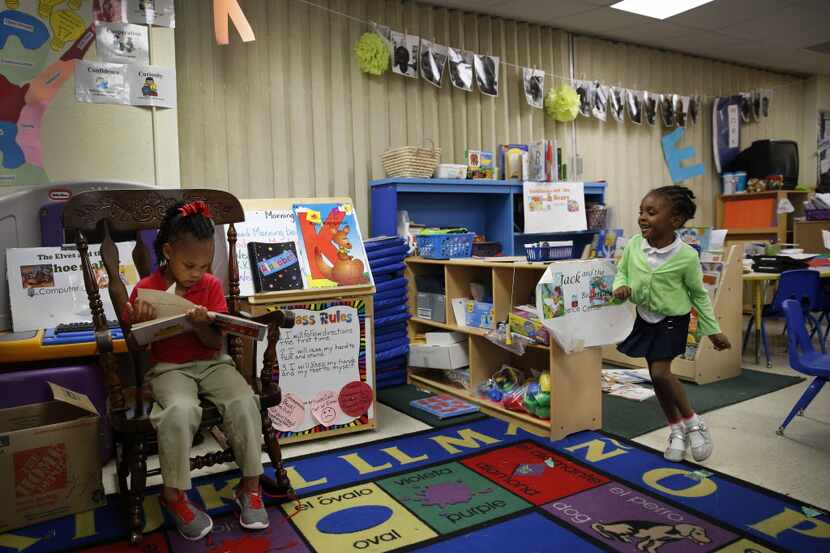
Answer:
[{"left": 617, "top": 312, "right": 691, "bottom": 362}]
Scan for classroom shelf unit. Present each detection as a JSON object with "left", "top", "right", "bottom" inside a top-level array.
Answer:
[
  {"left": 717, "top": 190, "right": 809, "bottom": 245},
  {"left": 405, "top": 257, "right": 602, "bottom": 440},
  {"left": 370, "top": 179, "right": 607, "bottom": 256},
  {"left": 602, "top": 244, "right": 745, "bottom": 384}
]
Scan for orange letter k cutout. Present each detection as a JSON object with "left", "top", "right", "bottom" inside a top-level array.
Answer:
[{"left": 214, "top": 0, "right": 255, "bottom": 45}]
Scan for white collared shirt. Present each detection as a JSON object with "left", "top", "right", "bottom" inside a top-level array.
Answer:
[{"left": 637, "top": 233, "right": 684, "bottom": 323}]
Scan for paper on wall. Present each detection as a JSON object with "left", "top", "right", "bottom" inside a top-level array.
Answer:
[
  {"left": 95, "top": 22, "right": 149, "bottom": 64},
  {"left": 523, "top": 182, "right": 587, "bottom": 234},
  {"left": 536, "top": 258, "right": 635, "bottom": 353},
  {"left": 75, "top": 61, "right": 130, "bottom": 105},
  {"left": 127, "top": 65, "right": 177, "bottom": 109}
]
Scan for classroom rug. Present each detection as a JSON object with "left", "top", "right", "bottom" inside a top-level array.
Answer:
[
  {"left": 5, "top": 418, "right": 827, "bottom": 553},
  {"left": 378, "top": 369, "right": 804, "bottom": 438}
]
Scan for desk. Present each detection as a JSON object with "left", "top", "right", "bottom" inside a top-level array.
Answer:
[{"left": 743, "top": 266, "right": 830, "bottom": 365}]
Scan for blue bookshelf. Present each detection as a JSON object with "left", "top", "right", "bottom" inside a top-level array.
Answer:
[{"left": 369, "top": 178, "right": 608, "bottom": 256}]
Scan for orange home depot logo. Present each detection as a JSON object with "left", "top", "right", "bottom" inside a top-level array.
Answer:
[{"left": 14, "top": 444, "right": 68, "bottom": 498}]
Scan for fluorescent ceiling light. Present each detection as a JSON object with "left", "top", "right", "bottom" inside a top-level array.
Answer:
[{"left": 610, "top": 0, "right": 715, "bottom": 20}]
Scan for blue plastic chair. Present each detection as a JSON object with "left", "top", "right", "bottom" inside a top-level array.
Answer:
[
  {"left": 778, "top": 299, "right": 830, "bottom": 434},
  {"left": 742, "top": 269, "right": 822, "bottom": 367}
]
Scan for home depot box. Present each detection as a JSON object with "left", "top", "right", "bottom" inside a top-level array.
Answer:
[{"left": 0, "top": 383, "right": 106, "bottom": 533}]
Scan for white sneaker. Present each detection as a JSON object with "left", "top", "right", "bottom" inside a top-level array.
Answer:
[
  {"left": 664, "top": 427, "right": 687, "bottom": 462},
  {"left": 686, "top": 419, "right": 713, "bottom": 462}
]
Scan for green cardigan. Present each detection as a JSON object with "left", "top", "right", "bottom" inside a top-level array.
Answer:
[{"left": 612, "top": 235, "right": 721, "bottom": 336}]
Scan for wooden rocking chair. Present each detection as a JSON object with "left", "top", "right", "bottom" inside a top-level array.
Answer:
[{"left": 62, "top": 188, "right": 295, "bottom": 543}]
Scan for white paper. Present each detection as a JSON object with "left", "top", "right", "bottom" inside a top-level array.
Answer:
[
  {"left": 537, "top": 259, "right": 636, "bottom": 353},
  {"left": 709, "top": 229, "right": 728, "bottom": 252},
  {"left": 451, "top": 297, "right": 469, "bottom": 327},
  {"left": 777, "top": 198, "right": 795, "bottom": 214},
  {"left": 125, "top": 0, "right": 175, "bottom": 27},
  {"left": 75, "top": 61, "right": 130, "bottom": 105},
  {"left": 823, "top": 230, "right": 830, "bottom": 251},
  {"left": 127, "top": 65, "right": 177, "bottom": 108},
  {"left": 95, "top": 22, "right": 149, "bottom": 64},
  {"left": 6, "top": 242, "right": 137, "bottom": 331},
  {"left": 390, "top": 31, "right": 418, "bottom": 78},
  {"left": 523, "top": 182, "right": 587, "bottom": 234},
  {"left": 275, "top": 305, "right": 362, "bottom": 431}
]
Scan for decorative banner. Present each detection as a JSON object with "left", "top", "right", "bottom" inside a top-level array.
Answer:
[
  {"left": 271, "top": 299, "right": 371, "bottom": 435},
  {"left": 390, "top": 30, "right": 418, "bottom": 78},
  {"left": 338, "top": 380, "right": 373, "bottom": 417},
  {"left": 5, "top": 241, "right": 138, "bottom": 331},
  {"left": 213, "top": 0, "right": 254, "bottom": 45},
  {"left": 536, "top": 259, "right": 636, "bottom": 353},
  {"left": 127, "top": 64, "right": 177, "bottom": 108},
  {"left": 448, "top": 47, "right": 473, "bottom": 91},
  {"left": 74, "top": 60, "right": 130, "bottom": 105},
  {"left": 523, "top": 181, "right": 587, "bottom": 234},
  {"left": 474, "top": 53, "right": 499, "bottom": 97},
  {"left": 311, "top": 390, "right": 341, "bottom": 426},
  {"left": 713, "top": 96, "right": 741, "bottom": 174},
  {"left": 419, "top": 39, "right": 446, "bottom": 88},
  {"left": 662, "top": 127, "right": 705, "bottom": 183},
  {"left": 126, "top": 0, "right": 175, "bottom": 28},
  {"left": 268, "top": 392, "right": 305, "bottom": 432},
  {"left": 523, "top": 68, "right": 544, "bottom": 109},
  {"left": 95, "top": 22, "right": 149, "bottom": 64}
]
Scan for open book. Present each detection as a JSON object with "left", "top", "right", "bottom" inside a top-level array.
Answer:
[{"left": 130, "top": 288, "right": 267, "bottom": 346}]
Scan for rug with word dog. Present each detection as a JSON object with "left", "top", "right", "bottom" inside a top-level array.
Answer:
[{"left": 2, "top": 417, "right": 827, "bottom": 553}]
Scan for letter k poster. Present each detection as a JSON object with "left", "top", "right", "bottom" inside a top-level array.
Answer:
[{"left": 293, "top": 203, "right": 374, "bottom": 289}]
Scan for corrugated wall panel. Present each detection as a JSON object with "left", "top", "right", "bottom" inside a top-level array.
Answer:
[
  {"left": 176, "top": 3, "right": 805, "bottom": 236},
  {"left": 175, "top": 0, "right": 570, "bottom": 231},
  {"left": 572, "top": 36, "right": 805, "bottom": 234}
]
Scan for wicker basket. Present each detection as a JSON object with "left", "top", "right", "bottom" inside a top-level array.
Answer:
[{"left": 382, "top": 140, "right": 441, "bottom": 178}]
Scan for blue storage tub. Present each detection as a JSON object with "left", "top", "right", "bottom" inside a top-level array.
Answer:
[{"left": 415, "top": 233, "right": 475, "bottom": 259}]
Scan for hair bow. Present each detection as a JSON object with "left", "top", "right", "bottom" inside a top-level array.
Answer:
[{"left": 178, "top": 200, "right": 212, "bottom": 219}]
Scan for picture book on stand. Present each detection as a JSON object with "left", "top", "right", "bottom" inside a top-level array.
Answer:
[
  {"left": 410, "top": 394, "right": 480, "bottom": 419},
  {"left": 247, "top": 241, "right": 304, "bottom": 292},
  {"left": 293, "top": 203, "right": 374, "bottom": 289}
]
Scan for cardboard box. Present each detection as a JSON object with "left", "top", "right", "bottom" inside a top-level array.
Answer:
[
  {"left": 417, "top": 292, "right": 446, "bottom": 323},
  {"left": 465, "top": 301, "right": 495, "bottom": 329},
  {"left": 409, "top": 342, "right": 469, "bottom": 370},
  {"left": 0, "top": 383, "right": 106, "bottom": 533}
]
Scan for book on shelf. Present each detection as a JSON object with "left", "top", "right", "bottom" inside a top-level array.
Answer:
[
  {"left": 247, "top": 241, "right": 304, "bottom": 292},
  {"left": 131, "top": 288, "right": 267, "bottom": 346},
  {"left": 409, "top": 394, "right": 480, "bottom": 419}
]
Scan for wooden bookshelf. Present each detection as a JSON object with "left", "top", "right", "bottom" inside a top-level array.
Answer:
[{"left": 405, "top": 257, "right": 602, "bottom": 440}]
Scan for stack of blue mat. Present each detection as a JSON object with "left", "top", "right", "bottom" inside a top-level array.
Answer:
[{"left": 365, "top": 236, "right": 410, "bottom": 389}]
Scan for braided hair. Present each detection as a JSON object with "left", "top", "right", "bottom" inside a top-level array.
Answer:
[
  {"left": 154, "top": 201, "right": 215, "bottom": 265},
  {"left": 652, "top": 185, "right": 696, "bottom": 225}
]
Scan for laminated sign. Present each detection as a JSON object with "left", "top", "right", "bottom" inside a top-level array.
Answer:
[{"left": 536, "top": 259, "right": 635, "bottom": 353}]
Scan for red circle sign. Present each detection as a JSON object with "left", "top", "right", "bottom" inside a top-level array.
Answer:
[{"left": 338, "top": 381, "right": 373, "bottom": 417}]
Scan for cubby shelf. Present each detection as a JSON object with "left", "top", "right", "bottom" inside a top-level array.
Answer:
[{"left": 405, "top": 257, "right": 602, "bottom": 440}]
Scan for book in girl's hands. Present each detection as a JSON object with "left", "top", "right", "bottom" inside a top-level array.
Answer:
[
  {"left": 409, "top": 394, "right": 480, "bottom": 419},
  {"left": 131, "top": 288, "right": 267, "bottom": 345},
  {"left": 247, "top": 241, "right": 304, "bottom": 292}
]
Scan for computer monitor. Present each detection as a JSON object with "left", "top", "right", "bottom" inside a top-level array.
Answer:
[{"left": 728, "top": 139, "right": 799, "bottom": 188}]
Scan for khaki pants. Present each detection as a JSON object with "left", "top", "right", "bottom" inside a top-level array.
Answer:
[{"left": 147, "top": 354, "right": 263, "bottom": 490}]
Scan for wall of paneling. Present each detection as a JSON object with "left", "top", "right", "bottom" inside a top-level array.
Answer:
[
  {"left": 572, "top": 36, "right": 805, "bottom": 234},
  {"left": 176, "top": 0, "right": 806, "bottom": 235}
]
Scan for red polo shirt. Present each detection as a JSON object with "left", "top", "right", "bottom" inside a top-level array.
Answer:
[{"left": 128, "top": 269, "right": 227, "bottom": 364}]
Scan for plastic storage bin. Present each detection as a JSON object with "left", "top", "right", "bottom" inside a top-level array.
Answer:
[
  {"left": 525, "top": 241, "right": 573, "bottom": 261},
  {"left": 416, "top": 233, "right": 475, "bottom": 259}
]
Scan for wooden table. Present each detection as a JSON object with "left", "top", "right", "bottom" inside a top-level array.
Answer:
[{"left": 743, "top": 266, "right": 830, "bottom": 365}]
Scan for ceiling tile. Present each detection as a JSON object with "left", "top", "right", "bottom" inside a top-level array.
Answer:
[
  {"left": 785, "top": 0, "right": 830, "bottom": 16},
  {"left": 484, "top": 0, "right": 601, "bottom": 21},
  {"left": 555, "top": 7, "right": 649, "bottom": 33},
  {"left": 668, "top": 0, "right": 785, "bottom": 31},
  {"left": 720, "top": 11, "right": 830, "bottom": 49}
]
